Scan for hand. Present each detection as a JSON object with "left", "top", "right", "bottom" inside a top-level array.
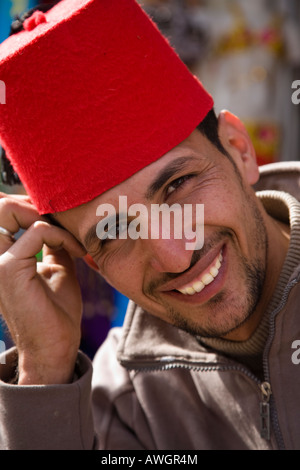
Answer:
[{"left": 0, "top": 193, "right": 86, "bottom": 385}]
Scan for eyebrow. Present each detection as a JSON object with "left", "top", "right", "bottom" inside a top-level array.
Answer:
[
  {"left": 83, "top": 155, "right": 198, "bottom": 251},
  {"left": 145, "top": 155, "right": 198, "bottom": 200},
  {"left": 84, "top": 213, "right": 126, "bottom": 251}
]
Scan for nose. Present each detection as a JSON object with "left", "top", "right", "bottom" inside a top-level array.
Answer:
[{"left": 144, "top": 236, "right": 193, "bottom": 273}]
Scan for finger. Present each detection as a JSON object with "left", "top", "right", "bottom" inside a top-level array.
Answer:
[
  {"left": 0, "top": 198, "right": 42, "bottom": 254},
  {"left": 0, "top": 192, "right": 32, "bottom": 203},
  {"left": 0, "top": 196, "right": 45, "bottom": 235},
  {"left": 0, "top": 230, "right": 16, "bottom": 254},
  {"left": 6, "top": 221, "right": 86, "bottom": 261},
  {"left": 42, "top": 246, "right": 78, "bottom": 273}
]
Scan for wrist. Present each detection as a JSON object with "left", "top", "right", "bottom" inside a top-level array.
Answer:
[{"left": 18, "top": 351, "right": 77, "bottom": 385}]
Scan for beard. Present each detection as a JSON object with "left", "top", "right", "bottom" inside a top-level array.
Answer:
[
  {"left": 167, "top": 250, "right": 266, "bottom": 339},
  {"left": 145, "top": 192, "right": 268, "bottom": 340}
]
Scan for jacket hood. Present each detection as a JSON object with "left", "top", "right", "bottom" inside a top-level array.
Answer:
[{"left": 254, "top": 161, "right": 300, "bottom": 201}]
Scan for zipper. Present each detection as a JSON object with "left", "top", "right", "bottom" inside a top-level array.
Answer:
[
  {"left": 261, "top": 276, "right": 300, "bottom": 450},
  {"left": 122, "top": 275, "right": 300, "bottom": 450},
  {"left": 123, "top": 358, "right": 273, "bottom": 443},
  {"left": 260, "top": 381, "right": 272, "bottom": 440}
]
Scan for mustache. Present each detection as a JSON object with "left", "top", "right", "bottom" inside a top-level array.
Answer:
[{"left": 146, "top": 229, "right": 232, "bottom": 295}]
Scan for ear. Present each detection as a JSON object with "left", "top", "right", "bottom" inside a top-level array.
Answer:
[
  {"left": 218, "top": 110, "right": 259, "bottom": 185},
  {"left": 83, "top": 253, "right": 100, "bottom": 272}
]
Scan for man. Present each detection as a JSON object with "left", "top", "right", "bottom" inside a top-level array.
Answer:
[{"left": 0, "top": 0, "right": 299, "bottom": 450}]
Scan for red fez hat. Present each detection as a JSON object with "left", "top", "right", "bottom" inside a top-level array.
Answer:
[{"left": 0, "top": 0, "right": 213, "bottom": 214}]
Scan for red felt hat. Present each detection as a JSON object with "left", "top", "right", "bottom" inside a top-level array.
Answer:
[{"left": 0, "top": 0, "right": 213, "bottom": 214}]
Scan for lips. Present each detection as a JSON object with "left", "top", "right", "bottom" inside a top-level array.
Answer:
[
  {"left": 157, "top": 243, "right": 227, "bottom": 306},
  {"left": 177, "top": 250, "right": 223, "bottom": 295},
  {"left": 159, "top": 242, "right": 225, "bottom": 293}
]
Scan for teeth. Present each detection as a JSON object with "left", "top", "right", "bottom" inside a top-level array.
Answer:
[
  {"left": 193, "top": 281, "right": 205, "bottom": 293},
  {"left": 210, "top": 266, "right": 219, "bottom": 278},
  {"left": 186, "top": 287, "right": 196, "bottom": 295},
  {"left": 177, "top": 250, "right": 223, "bottom": 295},
  {"left": 202, "top": 273, "right": 214, "bottom": 285}
]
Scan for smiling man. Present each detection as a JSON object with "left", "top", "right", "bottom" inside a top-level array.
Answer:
[
  {"left": 0, "top": 0, "right": 299, "bottom": 451},
  {"left": 54, "top": 120, "right": 284, "bottom": 345}
]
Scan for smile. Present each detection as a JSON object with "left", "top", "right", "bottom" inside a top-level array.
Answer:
[{"left": 177, "top": 250, "right": 223, "bottom": 295}]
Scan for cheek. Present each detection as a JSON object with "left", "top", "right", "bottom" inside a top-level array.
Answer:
[
  {"left": 190, "top": 180, "right": 244, "bottom": 228},
  {"left": 198, "top": 182, "right": 260, "bottom": 254},
  {"left": 97, "top": 248, "right": 145, "bottom": 300},
  {"left": 180, "top": 167, "right": 243, "bottom": 221}
]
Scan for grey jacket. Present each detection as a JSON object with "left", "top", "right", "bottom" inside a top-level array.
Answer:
[{"left": 0, "top": 162, "right": 300, "bottom": 450}]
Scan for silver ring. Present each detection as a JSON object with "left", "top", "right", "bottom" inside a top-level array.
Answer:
[{"left": 0, "top": 226, "right": 15, "bottom": 242}]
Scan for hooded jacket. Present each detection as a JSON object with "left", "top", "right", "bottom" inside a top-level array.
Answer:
[{"left": 0, "top": 162, "right": 300, "bottom": 450}]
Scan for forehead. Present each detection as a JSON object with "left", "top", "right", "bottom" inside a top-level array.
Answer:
[{"left": 54, "top": 129, "right": 212, "bottom": 236}]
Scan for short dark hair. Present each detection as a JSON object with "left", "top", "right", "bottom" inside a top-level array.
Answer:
[{"left": 197, "top": 108, "right": 228, "bottom": 156}]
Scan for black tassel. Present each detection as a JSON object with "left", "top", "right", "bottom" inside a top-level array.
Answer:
[{"left": 0, "top": 147, "right": 21, "bottom": 186}]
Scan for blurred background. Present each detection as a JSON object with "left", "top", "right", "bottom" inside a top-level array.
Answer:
[{"left": 0, "top": 0, "right": 299, "bottom": 358}]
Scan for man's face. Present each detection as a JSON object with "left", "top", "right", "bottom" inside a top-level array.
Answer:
[{"left": 56, "top": 115, "right": 269, "bottom": 340}]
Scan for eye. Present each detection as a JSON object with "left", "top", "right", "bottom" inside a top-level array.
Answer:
[
  {"left": 97, "top": 220, "right": 128, "bottom": 249},
  {"left": 100, "top": 223, "right": 127, "bottom": 241},
  {"left": 114, "top": 221, "right": 128, "bottom": 239},
  {"left": 165, "top": 174, "right": 195, "bottom": 197}
]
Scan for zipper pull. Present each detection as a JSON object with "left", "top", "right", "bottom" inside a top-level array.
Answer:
[{"left": 260, "top": 381, "right": 272, "bottom": 440}]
